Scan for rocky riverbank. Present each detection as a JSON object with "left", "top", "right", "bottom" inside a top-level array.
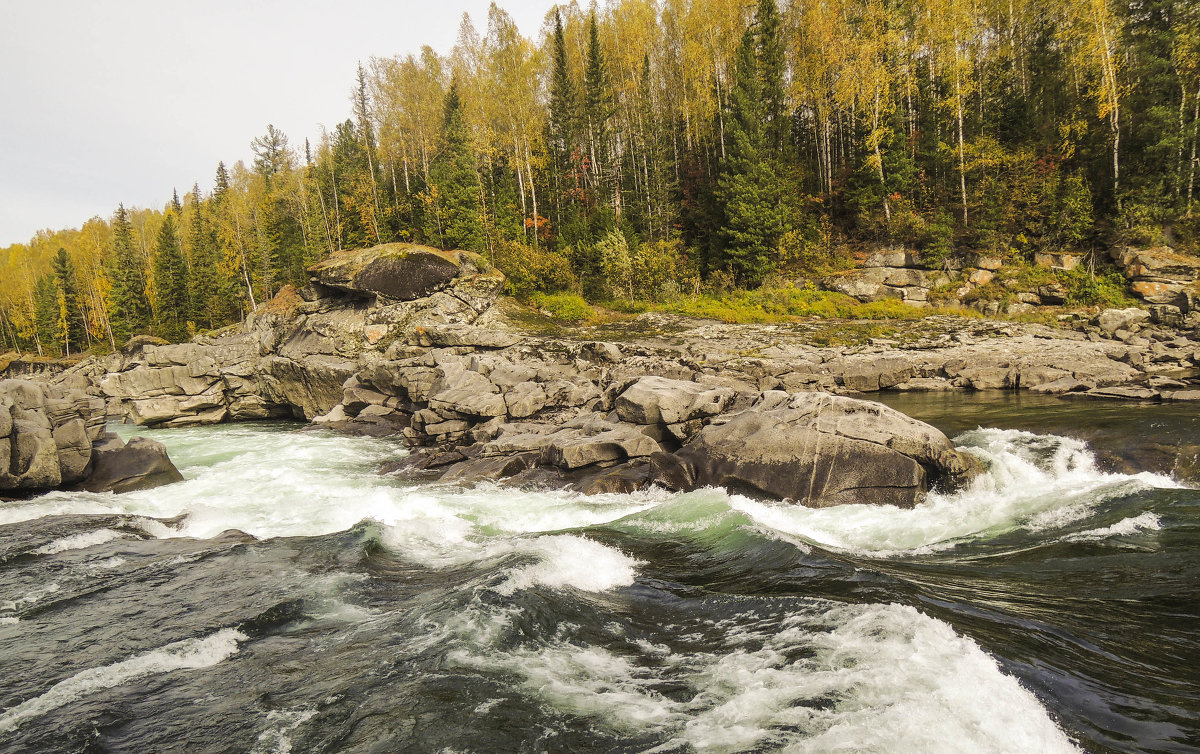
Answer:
[
  {"left": 13, "top": 241, "right": 1200, "bottom": 504},
  {"left": 0, "top": 379, "right": 181, "bottom": 497}
]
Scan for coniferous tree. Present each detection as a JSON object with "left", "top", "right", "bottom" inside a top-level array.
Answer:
[
  {"left": 33, "top": 274, "right": 58, "bottom": 356},
  {"left": 187, "top": 183, "right": 221, "bottom": 329},
  {"left": 756, "top": 0, "right": 788, "bottom": 160},
  {"left": 153, "top": 213, "right": 190, "bottom": 342},
  {"left": 51, "top": 248, "right": 85, "bottom": 355},
  {"left": 109, "top": 204, "right": 151, "bottom": 342},
  {"left": 715, "top": 26, "right": 787, "bottom": 286},
  {"left": 547, "top": 10, "right": 580, "bottom": 228},
  {"left": 584, "top": 11, "right": 614, "bottom": 205},
  {"left": 429, "top": 81, "right": 485, "bottom": 251}
]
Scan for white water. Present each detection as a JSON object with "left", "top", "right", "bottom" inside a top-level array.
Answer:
[
  {"left": 725, "top": 428, "right": 1179, "bottom": 557},
  {"left": 448, "top": 600, "right": 1080, "bottom": 753},
  {"left": 2, "top": 421, "right": 1177, "bottom": 751},
  {"left": 0, "top": 628, "right": 246, "bottom": 734}
]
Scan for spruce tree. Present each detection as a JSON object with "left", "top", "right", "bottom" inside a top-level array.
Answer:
[
  {"left": 109, "top": 204, "right": 151, "bottom": 342},
  {"left": 153, "top": 213, "right": 190, "bottom": 342},
  {"left": 583, "top": 12, "right": 613, "bottom": 197},
  {"left": 51, "top": 248, "right": 85, "bottom": 355},
  {"left": 430, "top": 81, "right": 485, "bottom": 251},
  {"left": 187, "top": 184, "right": 221, "bottom": 329},
  {"left": 715, "top": 26, "right": 787, "bottom": 287},
  {"left": 547, "top": 10, "right": 580, "bottom": 224},
  {"left": 33, "top": 274, "right": 58, "bottom": 356},
  {"left": 756, "top": 0, "right": 788, "bottom": 159}
]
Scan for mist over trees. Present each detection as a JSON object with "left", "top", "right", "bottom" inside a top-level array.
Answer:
[{"left": 3, "top": 0, "right": 1198, "bottom": 354}]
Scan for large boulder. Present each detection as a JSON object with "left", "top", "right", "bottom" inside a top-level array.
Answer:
[
  {"left": 307, "top": 243, "right": 476, "bottom": 301},
  {"left": 0, "top": 380, "right": 106, "bottom": 491},
  {"left": 79, "top": 434, "right": 184, "bottom": 494},
  {"left": 651, "top": 391, "right": 980, "bottom": 508}
]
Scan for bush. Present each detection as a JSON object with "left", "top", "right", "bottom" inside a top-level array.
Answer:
[
  {"left": 493, "top": 240, "right": 577, "bottom": 300},
  {"left": 530, "top": 291, "right": 594, "bottom": 322},
  {"left": 632, "top": 239, "right": 699, "bottom": 300}
]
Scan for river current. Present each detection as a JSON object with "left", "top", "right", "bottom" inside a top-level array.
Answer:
[{"left": 0, "top": 394, "right": 1197, "bottom": 752}]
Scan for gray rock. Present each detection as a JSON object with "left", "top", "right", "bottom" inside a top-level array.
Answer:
[
  {"left": 615, "top": 376, "right": 733, "bottom": 425},
  {"left": 651, "top": 392, "right": 979, "bottom": 508},
  {"left": 1097, "top": 307, "right": 1151, "bottom": 335},
  {"left": 307, "top": 243, "right": 468, "bottom": 301},
  {"left": 79, "top": 434, "right": 184, "bottom": 494}
]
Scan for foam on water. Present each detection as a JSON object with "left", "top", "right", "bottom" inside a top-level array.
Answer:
[
  {"left": 728, "top": 428, "right": 1180, "bottom": 557},
  {"left": 1, "top": 583, "right": 60, "bottom": 612},
  {"left": 0, "top": 628, "right": 246, "bottom": 734},
  {"left": 495, "top": 534, "right": 640, "bottom": 595},
  {"left": 451, "top": 600, "right": 1079, "bottom": 753},
  {"left": 34, "top": 528, "right": 128, "bottom": 555},
  {"left": 1065, "top": 511, "right": 1163, "bottom": 541}
]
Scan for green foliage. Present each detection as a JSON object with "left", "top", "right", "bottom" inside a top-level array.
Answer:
[
  {"left": 109, "top": 204, "right": 151, "bottom": 343},
  {"left": 152, "top": 213, "right": 191, "bottom": 342},
  {"left": 428, "top": 83, "right": 486, "bottom": 252},
  {"left": 50, "top": 248, "right": 85, "bottom": 354},
  {"left": 644, "top": 283, "right": 939, "bottom": 324},
  {"left": 714, "top": 26, "right": 788, "bottom": 287},
  {"left": 530, "top": 291, "right": 594, "bottom": 321},
  {"left": 493, "top": 240, "right": 577, "bottom": 299}
]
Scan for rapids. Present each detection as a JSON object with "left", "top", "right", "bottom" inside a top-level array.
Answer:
[{"left": 0, "top": 396, "right": 1197, "bottom": 752}]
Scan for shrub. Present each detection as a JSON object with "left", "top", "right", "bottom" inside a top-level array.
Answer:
[
  {"left": 530, "top": 291, "right": 594, "bottom": 322},
  {"left": 492, "top": 240, "right": 577, "bottom": 300}
]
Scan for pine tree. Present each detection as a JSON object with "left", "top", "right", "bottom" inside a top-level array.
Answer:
[
  {"left": 429, "top": 81, "right": 485, "bottom": 251},
  {"left": 187, "top": 183, "right": 221, "bottom": 329},
  {"left": 756, "top": 0, "right": 788, "bottom": 159},
  {"left": 109, "top": 204, "right": 151, "bottom": 342},
  {"left": 583, "top": 12, "right": 614, "bottom": 201},
  {"left": 547, "top": 10, "right": 580, "bottom": 225},
  {"left": 153, "top": 213, "right": 190, "bottom": 342},
  {"left": 51, "top": 248, "right": 85, "bottom": 355},
  {"left": 715, "top": 26, "right": 787, "bottom": 287}
]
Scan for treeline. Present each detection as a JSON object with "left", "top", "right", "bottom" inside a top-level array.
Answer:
[{"left": 3, "top": 0, "right": 1198, "bottom": 355}]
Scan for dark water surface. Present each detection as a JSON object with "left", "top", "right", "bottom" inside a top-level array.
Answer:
[{"left": 0, "top": 397, "right": 1197, "bottom": 753}]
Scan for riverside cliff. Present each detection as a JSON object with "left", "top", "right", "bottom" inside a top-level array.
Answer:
[{"left": 16, "top": 242, "right": 1200, "bottom": 504}]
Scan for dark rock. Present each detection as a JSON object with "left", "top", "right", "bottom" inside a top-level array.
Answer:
[
  {"left": 307, "top": 243, "right": 469, "bottom": 301},
  {"left": 79, "top": 434, "right": 184, "bottom": 494}
]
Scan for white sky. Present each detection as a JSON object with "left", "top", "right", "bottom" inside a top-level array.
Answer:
[{"left": 0, "top": 0, "right": 556, "bottom": 247}]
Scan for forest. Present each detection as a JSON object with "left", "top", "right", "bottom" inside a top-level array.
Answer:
[{"left": 1, "top": 0, "right": 1198, "bottom": 355}]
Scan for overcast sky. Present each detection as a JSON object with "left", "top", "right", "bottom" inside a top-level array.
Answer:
[{"left": 0, "top": 0, "right": 555, "bottom": 247}]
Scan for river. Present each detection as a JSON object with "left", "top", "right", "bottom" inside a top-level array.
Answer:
[{"left": 0, "top": 394, "right": 1197, "bottom": 752}]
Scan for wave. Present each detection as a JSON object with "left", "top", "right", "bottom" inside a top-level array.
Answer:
[
  {"left": 0, "top": 628, "right": 246, "bottom": 734},
  {"left": 447, "top": 599, "right": 1079, "bottom": 753}
]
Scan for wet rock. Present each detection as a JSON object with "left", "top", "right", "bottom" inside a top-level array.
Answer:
[
  {"left": 651, "top": 392, "right": 979, "bottom": 508},
  {"left": 79, "top": 434, "right": 184, "bottom": 493}
]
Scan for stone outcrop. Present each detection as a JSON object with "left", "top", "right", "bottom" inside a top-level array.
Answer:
[
  {"left": 380, "top": 374, "right": 979, "bottom": 508},
  {"left": 0, "top": 379, "right": 181, "bottom": 495},
  {"left": 1110, "top": 245, "right": 1200, "bottom": 311},
  {"left": 1, "top": 380, "right": 105, "bottom": 491},
  {"left": 820, "top": 250, "right": 950, "bottom": 306},
  {"left": 56, "top": 242, "right": 507, "bottom": 429}
]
